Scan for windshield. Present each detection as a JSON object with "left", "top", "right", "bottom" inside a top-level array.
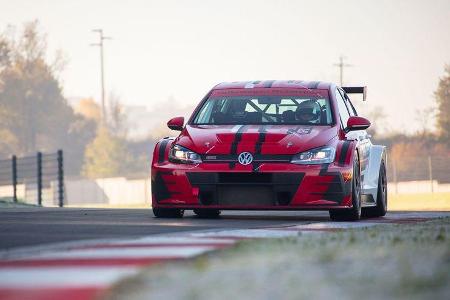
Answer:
[{"left": 192, "top": 89, "right": 333, "bottom": 125}]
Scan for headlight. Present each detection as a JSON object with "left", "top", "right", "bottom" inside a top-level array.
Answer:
[
  {"left": 169, "top": 144, "right": 202, "bottom": 164},
  {"left": 291, "top": 146, "right": 336, "bottom": 164}
]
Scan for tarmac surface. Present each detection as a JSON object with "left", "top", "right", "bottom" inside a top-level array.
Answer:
[{"left": 0, "top": 207, "right": 333, "bottom": 249}]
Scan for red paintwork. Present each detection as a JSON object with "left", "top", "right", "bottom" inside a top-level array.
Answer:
[
  {"left": 0, "top": 287, "right": 105, "bottom": 300},
  {"left": 152, "top": 157, "right": 353, "bottom": 208},
  {"left": 152, "top": 81, "right": 364, "bottom": 211},
  {"left": 167, "top": 116, "right": 184, "bottom": 131},
  {"left": 177, "top": 125, "right": 338, "bottom": 155},
  {"left": 210, "top": 88, "right": 329, "bottom": 97},
  {"left": 347, "top": 116, "right": 371, "bottom": 131}
]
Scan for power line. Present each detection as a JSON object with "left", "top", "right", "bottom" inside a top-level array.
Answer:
[
  {"left": 91, "top": 29, "right": 111, "bottom": 123},
  {"left": 333, "top": 55, "right": 352, "bottom": 86}
]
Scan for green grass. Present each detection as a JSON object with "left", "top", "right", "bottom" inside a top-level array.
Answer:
[{"left": 107, "top": 218, "right": 450, "bottom": 300}]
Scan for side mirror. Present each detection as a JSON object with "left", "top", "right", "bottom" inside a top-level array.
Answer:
[
  {"left": 346, "top": 116, "right": 371, "bottom": 132},
  {"left": 167, "top": 117, "right": 184, "bottom": 131}
]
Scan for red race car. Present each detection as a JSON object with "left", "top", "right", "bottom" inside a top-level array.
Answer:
[{"left": 151, "top": 80, "right": 387, "bottom": 221}]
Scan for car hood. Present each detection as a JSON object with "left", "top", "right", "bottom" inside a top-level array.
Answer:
[{"left": 175, "top": 124, "right": 338, "bottom": 155}]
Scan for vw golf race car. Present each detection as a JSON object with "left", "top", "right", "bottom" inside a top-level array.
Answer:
[{"left": 151, "top": 80, "right": 387, "bottom": 221}]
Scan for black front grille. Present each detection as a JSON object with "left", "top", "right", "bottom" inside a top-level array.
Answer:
[
  {"left": 187, "top": 172, "right": 304, "bottom": 206},
  {"left": 218, "top": 172, "right": 272, "bottom": 184},
  {"left": 218, "top": 185, "right": 273, "bottom": 205}
]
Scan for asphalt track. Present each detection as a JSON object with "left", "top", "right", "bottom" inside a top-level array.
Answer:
[
  {"left": 0, "top": 208, "right": 448, "bottom": 300},
  {"left": 1, "top": 207, "right": 335, "bottom": 250}
]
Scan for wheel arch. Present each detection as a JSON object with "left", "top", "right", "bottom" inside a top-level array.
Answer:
[
  {"left": 335, "top": 139, "right": 359, "bottom": 167},
  {"left": 153, "top": 137, "right": 176, "bottom": 165}
]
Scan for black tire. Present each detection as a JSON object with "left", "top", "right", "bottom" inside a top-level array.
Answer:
[
  {"left": 193, "top": 209, "right": 221, "bottom": 219},
  {"left": 329, "top": 152, "right": 362, "bottom": 221},
  {"left": 362, "top": 161, "right": 387, "bottom": 218},
  {"left": 152, "top": 207, "right": 184, "bottom": 218}
]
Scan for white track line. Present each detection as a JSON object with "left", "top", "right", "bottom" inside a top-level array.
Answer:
[
  {"left": 0, "top": 266, "right": 139, "bottom": 288},
  {"left": 191, "top": 229, "right": 299, "bottom": 238},
  {"left": 116, "top": 236, "right": 238, "bottom": 245},
  {"left": 284, "top": 222, "right": 380, "bottom": 230},
  {"left": 21, "top": 246, "right": 216, "bottom": 260}
]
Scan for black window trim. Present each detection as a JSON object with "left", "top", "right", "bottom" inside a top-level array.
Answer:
[
  {"left": 339, "top": 88, "right": 358, "bottom": 116},
  {"left": 335, "top": 88, "right": 350, "bottom": 130}
]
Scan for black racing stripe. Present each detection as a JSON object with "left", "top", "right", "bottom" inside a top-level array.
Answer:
[
  {"left": 230, "top": 125, "right": 247, "bottom": 154},
  {"left": 254, "top": 125, "right": 267, "bottom": 154},
  {"left": 229, "top": 125, "right": 248, "bottom": 169},
  {"left": 158, "top": 139, "right": 170, "bottom": 164},
  {"left": 253, "top": 125, "right": 268, "bottom": 172},
  {"left": 307, "top": 81, "right": 320, "bottom": 89},
  {"left": 319, "top": 163, "right": 331, "bottom": 176},
  {"left": 339, "top": 141, "right": 351, "bottom": 166},
  {"left": 263, "top": 80, "right": 275, "bottom": 88}
]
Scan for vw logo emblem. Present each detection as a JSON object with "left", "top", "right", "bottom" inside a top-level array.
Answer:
[{"left": 238, "top": 152, "right": 253, "bottom": 165}]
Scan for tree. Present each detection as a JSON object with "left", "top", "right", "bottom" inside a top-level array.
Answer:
[
  {"left": 416, "top": 107, "right": 435, "bottom": 138},
  {"left": 82, "top": 126, "right": 128, "bottom": 178},
  {"left": 435, "top": 65, "right": 450, "bottom": 144},
  {"left": 75, "top": 98, "right": 102, "bottom": 122},
  {"left": 0, "top": 21, "right": 99, "bottom": 177},
  {"left": 65, "top": 113, "right": 97, "bottom": 175},
  {"left": 0, "top": 21, "right": 75, "bottom": 156}
]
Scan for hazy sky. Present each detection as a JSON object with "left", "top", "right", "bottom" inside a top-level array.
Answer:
[{"left": 1, "top": 0, "right": 449, "bottom": 134}]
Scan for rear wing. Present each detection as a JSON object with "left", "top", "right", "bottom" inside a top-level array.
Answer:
[{"left": 342, "top": 86, "right": 367, "bottom": 101}]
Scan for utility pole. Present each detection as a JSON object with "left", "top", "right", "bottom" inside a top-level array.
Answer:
[
  {"left": 91, "top": 29, "right": 111, "bottom": 124},
  {"left": 334, "top": 55, "right": 352, "bottom": 86}
]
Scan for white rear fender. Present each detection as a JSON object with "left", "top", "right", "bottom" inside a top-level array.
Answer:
[{"left": 362, "top": 145, "right": 386, "bottom": 202}]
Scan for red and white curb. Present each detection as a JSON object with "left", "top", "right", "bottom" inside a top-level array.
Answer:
[
  {"left": 0, "top": 236, "right": 238, "bottom": 300},
  {"left": 0, "top": 212, "right": 447, "bottom": 300}
]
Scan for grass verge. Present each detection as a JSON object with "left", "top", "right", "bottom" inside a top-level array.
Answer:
[{"left": 106, "top": 217, "right": 450, "bottom": 300}]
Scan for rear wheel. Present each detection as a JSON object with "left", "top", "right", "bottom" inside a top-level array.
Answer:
[
  {"left": 193, "top": 209, "right": 221, "bottom": 218},
  {"left": 362, "top": 161, "right": 387, "bottom": 217},
  {"left": 329, "top": 152, "right": 362, "bottom": 221},
  {"left": 152, "top": 207, "right": 184, "bottom": 218}
]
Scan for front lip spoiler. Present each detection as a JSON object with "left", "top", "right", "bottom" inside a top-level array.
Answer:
[{"left": 153, "top": 204, "right": 352, "bottom": 210}]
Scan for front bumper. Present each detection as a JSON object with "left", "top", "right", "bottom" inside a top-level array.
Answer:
[{"left": 151, "top": 162, "right": 353, "bottom": 210}]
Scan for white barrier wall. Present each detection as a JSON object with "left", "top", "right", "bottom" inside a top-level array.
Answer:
[
  {"left": 65, "top": 177, "right": 151, "bottom": 205},
  {"left": 388, "top": 180, "right": 450, "bottom": 194}
]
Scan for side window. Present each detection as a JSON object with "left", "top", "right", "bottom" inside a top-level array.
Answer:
[{"left": 335, "top": 88, "right": 350, "bottom": 128}]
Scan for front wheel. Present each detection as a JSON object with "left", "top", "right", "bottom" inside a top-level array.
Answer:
[
  {"left": 153, "top": 207, "right": 184, "bottom": 218},
  {"left": 329, "top": 152, "right": 362, "bottom": 221}
]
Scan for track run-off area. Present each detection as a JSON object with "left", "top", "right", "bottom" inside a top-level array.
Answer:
[{"left": 0, "top": 207, "right": 448, "bottom": 300}]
